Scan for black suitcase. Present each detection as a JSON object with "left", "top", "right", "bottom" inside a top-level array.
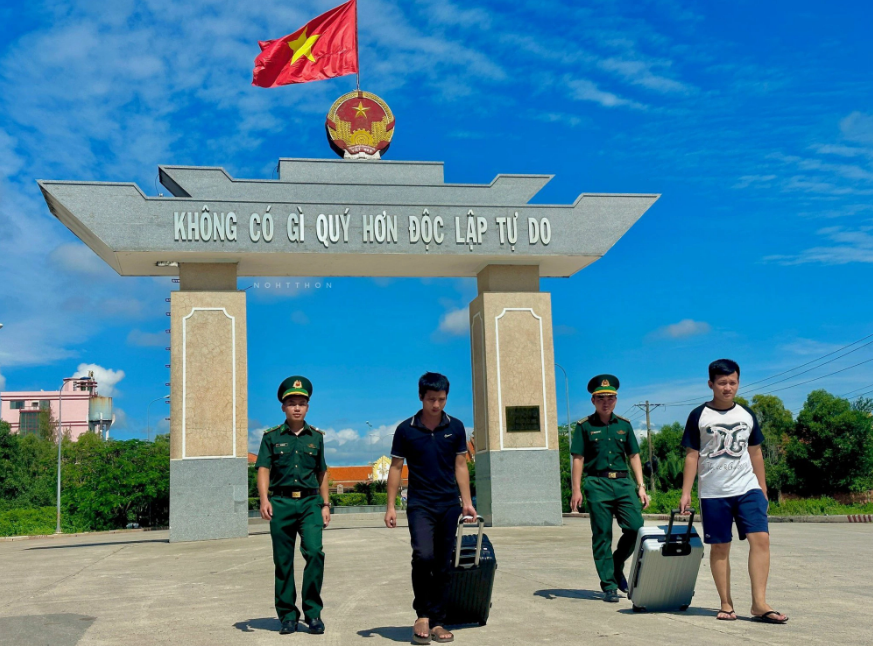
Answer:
[{"left": 444, "top": 516, "right": 497, "bottom": 626}]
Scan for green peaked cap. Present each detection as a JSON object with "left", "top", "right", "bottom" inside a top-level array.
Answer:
[
  {"left": 277, "top": 375, "right": 313, "bottom": 401},
  {"left": 588, "top": 374, "right": 619, "bottom": 395}
]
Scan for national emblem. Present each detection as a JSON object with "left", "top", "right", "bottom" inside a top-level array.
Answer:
[
  {"left": 294, "top": 379, "right": 303, "bottom": 388},
  {"left": 326, "top": 90, "right": 395, "bottom": 159},
  {"left": 602, "top": 379, "right": 609, "bottom": 387}
]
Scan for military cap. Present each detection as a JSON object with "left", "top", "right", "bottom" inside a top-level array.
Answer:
[
  {"left": 588, "top": 374, "right": 620, "bottom": 395},
  {"left": 277, "top": 375, "right": 313, "bottom": 401}
]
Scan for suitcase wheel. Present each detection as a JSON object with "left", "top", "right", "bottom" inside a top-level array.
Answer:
[
  {"left": 479, "top": 620, "right": 487, "bottom": 626},
  {"left": 632, "top": 605, "right": 645, "bottom": 613},
  {"left": 679, "top": 605, "right": 689, "bottom": 612}
]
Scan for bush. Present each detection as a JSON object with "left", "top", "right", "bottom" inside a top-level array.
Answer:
[
  {"left": 249, "top": 497, "right": 259, "bottom": 511},
  {"left": 645, "top": 489, "right": 700, "bottom": 515},
  {"left": 330, "top": 493, "right": 368, "bottom": 507},
  {"left": 768, "top": 496, "right": 873, "bottom": 516},
  {"left": 371, "top": 493, "right": 401, "bottom": 506},
  {"left": 0, "top": 507, "right": 88, "bottom": 537}
]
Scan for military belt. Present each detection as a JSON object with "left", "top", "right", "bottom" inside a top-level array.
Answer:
[
  {"left": 589, "top": 470, "right": 628, "bottom": 479},
  {"left": 272, "top": 487, "right": 319, "bottom": 499}
]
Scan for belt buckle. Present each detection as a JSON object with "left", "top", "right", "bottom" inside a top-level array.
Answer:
[
  {"left": 608, "top": 472, "right": 617, "bottom": 479},
  {"left": 291, "top": 491, "right": 302, "bottom": 499}
]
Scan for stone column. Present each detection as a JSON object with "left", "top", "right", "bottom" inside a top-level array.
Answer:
[
  {"left": 169, "top": 263, "right": 249, "bottom": 542},
  {"left": 469, "top": 265, "right": 562, "bottom": 526}
]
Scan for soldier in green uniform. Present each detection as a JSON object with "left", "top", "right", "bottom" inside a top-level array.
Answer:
[
  {"left": 256, "top": 376, "right": 331, "bottom": 635},
  {"left": 570, "top": 374, "right": 650, "bottom": 602}
]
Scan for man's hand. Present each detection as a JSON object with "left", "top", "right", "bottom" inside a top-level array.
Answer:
[
  {"left": 384, "top": 507, "right": 397, "bottom": 528},
  {"left": 679, "top": 492, "right": 692, "bottom": 514},
  {"left": 321, "top": 504, "right": 331, "bottom": 528},
  {"left": 461, "top": 504, "right": 477, "bottom": 522},
  {"left": 638, "top": 486, "right": 650, "bottom": 510},
  {"left": 570, "top": 491, "right": 583, "bottom": 512},
  {"left": 260, "top": 498, "right": 273, "bottom": 521}
]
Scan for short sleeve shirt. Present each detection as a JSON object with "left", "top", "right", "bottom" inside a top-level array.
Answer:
[
  {"left": 681, "top": 403, "right": 764, "bottom": 499},
  {"left": 390, "top": 411, "right": 468, "bottom": 509},
  {"left": 570, "top": 413, "right": 640, "bottom": 475},
  {"left": 255, "top": 422, "right": 328, "bottom": 490}
]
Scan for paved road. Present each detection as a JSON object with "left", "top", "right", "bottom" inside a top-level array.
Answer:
[{"left": 0, "top": 517, "right": 868, "bottom": 645}]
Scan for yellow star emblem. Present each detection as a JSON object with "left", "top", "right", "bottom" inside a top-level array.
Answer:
[
  {"left": 287, "top": 29, "right": 320, "bottom": 65},
  {"left": 354, "top": 101, "right": 370, "bottom": 118}
]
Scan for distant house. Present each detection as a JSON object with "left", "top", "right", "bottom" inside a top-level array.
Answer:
[
  {"left": 327, "top": 460, "right": 409, "bottom": 493},
  {"left": 247, "top": 452, "right": 257, "bottom": 464}
]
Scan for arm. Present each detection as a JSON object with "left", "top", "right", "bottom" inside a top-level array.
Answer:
[
  {"left": 384, "top": 457, "right": 404, "bottom": 528},
  {"left": 679, "top": 448, "right": 698, "bottom": 513},
  {"left": 257, "top": 466, "right": 273, "bottom": 520},
  {"left": 316, "top": 470, "right": 331, "bottom": 527},
  {"left": 455, "top": 454, "right": 477, "bottom": 521},
  {"left": 748, "top": 444, "right": 768, "bottom": 501},
  {"left": 570, "top": 455, "right": 585, "bottom": 512},
  {"left": 628, "top": 453, "right": 650, "bottom": 509}
]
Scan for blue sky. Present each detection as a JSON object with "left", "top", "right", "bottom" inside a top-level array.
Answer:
[{"left": 1, "top": 0, "right": 872, "bottom": 464}]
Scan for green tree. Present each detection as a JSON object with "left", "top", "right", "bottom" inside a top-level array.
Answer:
[
  {"left": 852, "top": 397, "right": 873, "bottom": 414},
  {"left": 639, "top": 422, "right": 686, "bottom": 491},
  {"left": 785, "top": 390, "right": 873, "bottom": 495},
  {"left": 558, "top": 424, "right": 572, "bottom": 513},
  {"left": 750, "top": 394, "right": 794, "bottom": 500}
]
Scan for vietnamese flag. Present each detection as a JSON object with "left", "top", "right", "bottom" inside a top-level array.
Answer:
[{"left": 252, "top": 0, "right": 358, "bottom": 88}]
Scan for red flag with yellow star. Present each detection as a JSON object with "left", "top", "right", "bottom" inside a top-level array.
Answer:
[{"left": 252, "top": 0, "right": 358, "bottom": 88}]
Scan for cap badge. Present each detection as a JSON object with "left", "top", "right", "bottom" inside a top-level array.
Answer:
[
  {"left": 601, "top": 379, "right": 609, "bottom": 387},
  {"left": 293, "top": 380, "right": 302, "bottom": 388}
]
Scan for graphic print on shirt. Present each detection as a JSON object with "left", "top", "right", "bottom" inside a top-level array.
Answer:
[{"left": 702, "top": 421, "right": 750, "bottom": 459}]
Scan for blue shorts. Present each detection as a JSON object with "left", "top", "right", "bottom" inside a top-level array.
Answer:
[{"left": 700, "top": 489, "right": 769, "bottom": 544}]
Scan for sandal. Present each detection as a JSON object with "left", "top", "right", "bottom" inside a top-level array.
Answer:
[
  {"left": 431, "top": 626, "right": 454, "bottom": 644},
  {"left": 753, "top": 610, "right": 788, "bottom": 624},
  {"left": 412, "top": 619, "right": 431, "bottom": 645},
  {"left": 716, "top": 608, "right": 737, "bottom": 621}
]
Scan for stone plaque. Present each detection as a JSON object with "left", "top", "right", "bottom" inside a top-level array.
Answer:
[{"left": 505, "top": 406, "right": 541, "bottom": 432}]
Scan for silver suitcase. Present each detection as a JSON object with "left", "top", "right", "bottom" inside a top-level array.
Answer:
[{"left": 627, "top": 508, "right": 704, "bottom": 612}]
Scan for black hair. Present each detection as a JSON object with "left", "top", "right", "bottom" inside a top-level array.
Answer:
[
  {"left": 419, "top": 372, "right": 450, "bottom": 398},
  {"left": 708, "top": 359, "right": 740, "bottom": 381}
]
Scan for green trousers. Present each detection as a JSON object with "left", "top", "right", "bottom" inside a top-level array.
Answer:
[
  {"left": 269, "top": 496, "right": 325, "bottom": 622},
  {"left": 584, "top": 477, "right": 644, "bottom": 591}
]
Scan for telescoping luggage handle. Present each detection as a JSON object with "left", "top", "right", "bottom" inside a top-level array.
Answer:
[
  {"left": 454, "top": 515, "right": 485, "bottom": 568},
  {"left": 662, "top": 508, "right": 696, "bottom": 557}
]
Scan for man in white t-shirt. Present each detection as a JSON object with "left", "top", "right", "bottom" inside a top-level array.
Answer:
[{"left": 680, "top": 359, "right": 788, "bottom": 624}]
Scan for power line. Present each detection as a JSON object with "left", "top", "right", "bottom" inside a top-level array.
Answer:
[
  {"left": 841, "top": 382, "right": 873, "bottom": 398},
  {"left": 757, "top": 357, "right": 873, "bottom": 395}
]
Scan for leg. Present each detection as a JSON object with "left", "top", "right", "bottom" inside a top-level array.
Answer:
[
  {"left": 407, "top": 507, "right": 437, "bottom": 627},
  {"left": 735, "top": 489, "right": 786, "bottom": 622},
  {"left": 430, "top": 506, "right": 462, "bottom": 641},
  {"left": 585, "top": 479, "right": 617, "bottom": 590},
  {"left": 612, "top": 480, "right": 644, "bottom": 586},
  {"left": 700, "top": 496, "right": 735, "bottom": 617},
  {"left": 298, "top": 498, "right": 326, "bottom": 622},
  {"left": 269, "top": 497, "right": 300, "bottom": 622}
]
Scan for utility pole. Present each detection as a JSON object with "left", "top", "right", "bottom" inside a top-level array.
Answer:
[{"left": 633, "top": 401, "right": 663, "bottom": 491}]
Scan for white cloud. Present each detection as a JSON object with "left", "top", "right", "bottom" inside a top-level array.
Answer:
[
  {"left": 765, "top": 225, "right": 873, "bottom": 265},
  {"left": 841, "top": 112, "right": 873, "bottom": 145},
  {"left": 654, "top": 319, "right": 712, "bottom": 339},
  {"left": 127, "top": 329, "right": 167, "bottom": 347},
  {"left": 111, "top": 407, "right": 127, "bottom": 430},
  {"left": 291, "top": 310, "right": 309, "bottom": 325},
  {"left": 438, "top": 307, "right": 469, "bottom": 336},
  {"left": 566, "top": 78, "right": 646, "bottom": 110},
  {"left": 597, "top": 57, "right": 692, "bottom": 95},
  {"left": 0, "top": 368, "right": 6, "bottom": 391},
  {"left": 49, "top": 243, "right": 113, "bottom": 277},
  {"left": 73, "top": 363, "right": 125, "bottom": 397},
  {"left": 249, "top": 423, "right": 270, "bottom": 454}
]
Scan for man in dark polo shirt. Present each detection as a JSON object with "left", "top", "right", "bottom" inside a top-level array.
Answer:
[{"left": 385, "top": 372, "right": 477, "bottom": 644}]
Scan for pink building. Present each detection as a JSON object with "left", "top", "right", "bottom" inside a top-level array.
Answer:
[{"left": 0, "top": 376, "right": 113, "bottom": 441}]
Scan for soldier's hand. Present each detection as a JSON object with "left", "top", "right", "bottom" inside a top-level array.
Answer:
[
  {"left": 321, "top": 505, "right": 331, "bottom": 528},
  {"left": 570, "top": 491, "right": 583, "bottom": 512},
  {"left": 384, "top": 508, "right": 397, "bottom": 528},
  {"left": 638, "top": 487, "right": 650, "bottom": 510},
  {"left": 260, "top": 499, "right": 273, "bottom": 521}
]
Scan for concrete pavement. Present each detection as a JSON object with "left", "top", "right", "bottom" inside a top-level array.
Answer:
[{"left": 0, "top": 515, "right": 868, "bottom": 645}]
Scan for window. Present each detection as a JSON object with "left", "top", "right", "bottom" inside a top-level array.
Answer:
[
  {"left": 19, "top": 411, "right": 39, "bottom": 437},
  {"left": 10, "top": 400, "right": 24, "bottom": 410},
  {"left": 39, "top": 400, "right": 51, "bottom": 410}
]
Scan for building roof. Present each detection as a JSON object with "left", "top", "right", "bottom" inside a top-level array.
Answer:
[{"left": 247, "top": 452, "right": 257, "bottom": 464}]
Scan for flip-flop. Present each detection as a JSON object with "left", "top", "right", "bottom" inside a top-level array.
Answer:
[
  {"left": 717, "top": 608, "right": 737, "bottom": 621},
  {"left": 412, "top": 620, "right": 431, "bottom": 644},
  {"left": 753, "top": 610, "right": 788, "bottom": 624},
  {"left": 431, "top": 627, "right": 454, "bottom": 644}
]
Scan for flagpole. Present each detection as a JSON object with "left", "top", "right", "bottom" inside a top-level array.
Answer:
[{"left": 355, "top": 0, "right": 360, "bottom": 91}]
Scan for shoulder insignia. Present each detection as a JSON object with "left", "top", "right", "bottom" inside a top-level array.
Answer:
[
  {"left": 263, "top": 424, "right": 283, "bottom": 434},
  {"left": 310, "top": 426, "right": 325, "bottom": 435},
  {"left": 615, "top": 414, "right": 632, "bottom": 423},
  {"left": 576, "top": 416, "right": 592, "bottom": 426}
]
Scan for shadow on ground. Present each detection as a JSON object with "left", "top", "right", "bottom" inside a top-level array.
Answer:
[
  {"left": 0, "top": 614, "right": 95, "bottom": 646},
  {"left": 26, "top": 539, "right": 167, "bottom": 550},
  {"left": 358, "top": 624, "right": 477, "bottom": 643},
  {"left": 233, "top": 617, "right": 281, "bottom": 633},
  {"left": 533, "top": 588, "right": 604, "bottom": 601}
]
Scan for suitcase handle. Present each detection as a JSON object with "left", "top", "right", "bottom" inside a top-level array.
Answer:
[
  {"left": 454, "top": 515, "right": 485, "bottom": 568},
  {"left": 662, "top": 508, "right": 695, "bottom": 556}
]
